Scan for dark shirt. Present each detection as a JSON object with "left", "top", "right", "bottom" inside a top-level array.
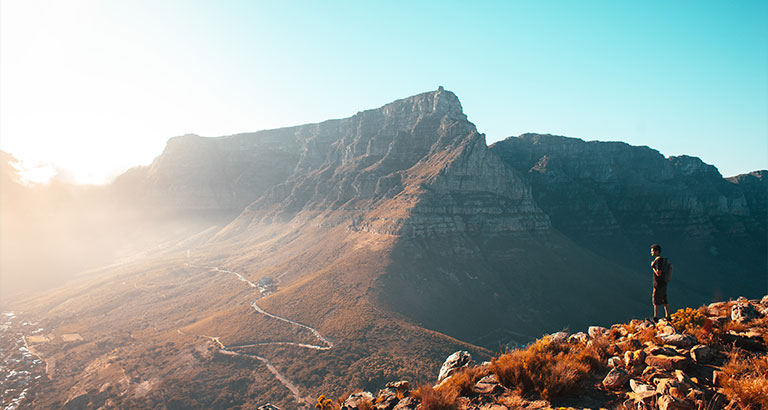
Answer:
[{"left": 652, "top": 257, "right": 666, "bottom": 287}]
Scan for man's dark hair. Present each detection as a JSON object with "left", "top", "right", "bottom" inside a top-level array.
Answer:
[{"left": 650, "top": 244, "right": 662, "bottom": 253}]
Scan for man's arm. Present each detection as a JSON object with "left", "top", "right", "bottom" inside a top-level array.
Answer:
[{"left": 652, "top": 257, "right": 663, "bottom": 277}]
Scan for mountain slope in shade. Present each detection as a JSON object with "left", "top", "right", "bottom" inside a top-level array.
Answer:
[{"left": 490, "top": 133, "right": 767, "bottom": 304}]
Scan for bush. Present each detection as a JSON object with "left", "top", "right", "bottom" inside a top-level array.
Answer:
[
  {"left": 412, "top": 384, "right": 458, "bottom": 410},
  {"left": 489, "top": 336, "right": 609, "bottom": 400},
  {"left": 721, "top": 350, "right": 768, "bottom": 410},
  {"left": 670, "top": 307, "right": 707, "bottom": 334}
]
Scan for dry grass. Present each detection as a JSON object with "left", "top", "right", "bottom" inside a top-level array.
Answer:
[
  {"left": 434, "top": 366, "right": 490, "bottom": 397},
  {"left": 412, "top": 384, "right": 458, "bottom": 410},
  {"left": 720, "top": 350, "right": 768, "bottom": 410},
  {"left": 489, "top": 336, "right": 610, "bottom": 400}
]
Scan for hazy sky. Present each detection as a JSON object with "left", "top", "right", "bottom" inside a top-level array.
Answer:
[{"left": 1, "top": 1, "right": 766, "bottom": 184}]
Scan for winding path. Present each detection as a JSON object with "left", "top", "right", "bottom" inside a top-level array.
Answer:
[{"left": 188, "top": 265, "right": 333, "bottom": 407}]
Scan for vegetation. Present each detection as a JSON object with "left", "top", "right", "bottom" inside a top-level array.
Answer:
[
  {"left": 490, "top": 335, "right": 610, "bottom": 400},
  {"left": 721, "top": 350, "right": 768, "bottom": 410},
  {"left": 412, "top": 384, "right": 458, "bottom": 410}
]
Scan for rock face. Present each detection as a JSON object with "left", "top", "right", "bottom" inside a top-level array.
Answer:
[{"left": 490, "top": 133, "right": 767, "bottom": 302}]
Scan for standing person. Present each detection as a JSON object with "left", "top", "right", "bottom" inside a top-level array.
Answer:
[{"left": 650, "top": 244, "right": 670, "bottom": 323}]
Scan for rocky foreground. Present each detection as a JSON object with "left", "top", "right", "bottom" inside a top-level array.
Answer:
[{"left": 262, "top": 296, "right": 768, "bottom": 410}]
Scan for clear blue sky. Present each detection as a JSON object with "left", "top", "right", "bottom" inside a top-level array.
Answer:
[{"left": 1, "top": 0, "right": 766, "bottom": 183}]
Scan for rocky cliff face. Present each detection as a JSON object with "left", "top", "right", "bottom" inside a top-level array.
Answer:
[
  {"left": 490, "top": 133, "right": 767, "bottom": 301},
  {"left": 490, "top": 133, "right": 757, "bottom": 240},
  {"left": 219, "top": 89, "right": 552, "bottom": 237}
]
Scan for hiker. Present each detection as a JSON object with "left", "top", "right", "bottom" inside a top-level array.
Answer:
[{"left": 650, "top": 244, "right": 670, "bottom": 323}]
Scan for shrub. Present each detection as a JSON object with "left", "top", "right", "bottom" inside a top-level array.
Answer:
[
  {"left": 721, "top": 350, "right": 768, "bottom": 410},
  {"left": 412, "top": 384, "right": 458, "bottom": 410},
  {"left": 489, "top": 336, "right": 609, "bottom": 400},
  {"left": 315, "top": 395, "right": 339, "bottom": 410},
  {"left": 670, "top": 307, "right": 707, "bottom": 334}
]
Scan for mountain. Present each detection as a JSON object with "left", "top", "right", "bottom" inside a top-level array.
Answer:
[
  {"left": 2, "top": 89, "right": 765, "bottom": 410},
  {"left": 490, "top": 133, "right": 767, "bottom": 303}
]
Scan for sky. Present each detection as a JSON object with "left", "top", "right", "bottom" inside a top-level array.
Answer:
[{"left": 1, "top": 0, "right": 767, "bottom": 184}]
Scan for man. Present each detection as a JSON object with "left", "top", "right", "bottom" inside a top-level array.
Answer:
[{"left": 650, "top": 244, "right": 669, "bottom": 323}]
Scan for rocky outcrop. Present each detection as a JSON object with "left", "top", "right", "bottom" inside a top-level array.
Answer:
[{"left": 335, "top": 296, "right": 767, "bottom": 410}]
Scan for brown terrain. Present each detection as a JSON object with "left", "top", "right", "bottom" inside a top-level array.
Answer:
[{"left": 0, "top": 88, "right": 765, "bottom": 409}]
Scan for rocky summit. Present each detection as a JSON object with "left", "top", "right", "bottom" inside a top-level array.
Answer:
[{"left": 1, "top": 89, "right": 766, "bottom": 410}]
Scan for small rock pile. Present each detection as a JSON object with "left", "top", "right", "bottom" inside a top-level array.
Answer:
[{"left": 306, "top": 296, "right": 767, "bottom": 410}]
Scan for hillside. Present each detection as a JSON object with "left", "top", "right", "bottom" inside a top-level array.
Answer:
[{"left": 314, "top": 296, "right": 768, "bottom": 410}]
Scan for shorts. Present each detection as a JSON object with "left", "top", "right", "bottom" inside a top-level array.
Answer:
[{"left": 653, "top": 282, "right": 668, "bottom": 305}]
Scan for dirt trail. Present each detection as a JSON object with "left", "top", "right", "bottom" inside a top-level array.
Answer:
[{"left": 189, "top": 265, "right": 332, "bottom": 408}]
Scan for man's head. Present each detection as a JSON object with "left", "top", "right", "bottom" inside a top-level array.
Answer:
[{"left": 650, "top": 244, "right": 661, "bottom": 257}]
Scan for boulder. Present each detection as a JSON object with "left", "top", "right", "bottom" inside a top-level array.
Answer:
[
  {"left": 645, "top": 355, "right": 691, "bottom": 371},
  {"left": 731, "top": 301, "right": 760, "bottom": 324},
  {"left": 374, "top": 389, "right": 399, "bottom": 410},
  {"left": 385, "top": 381, "right": 410, "bottom": 393},
  {"left": 258, "top": 405, "right": 282, "bottom": 410},
  {"left": 608, "top": 356, "right": 623, "bottom": 368},
  {"left": 617, "top": 338, "right": 642, "bottom": 352},
  {"left": 761, "top": 294, "right": 768, "bottom": 306},
  {"left": 588, "top": 326, "right": 608, "bottom": 339},
  {"left": 569, "top": 332, "right": 588, "bottom": 344},
  {"left": 342, "top": 392, "right": 374, "bottom": 410},
  {"left": 690, "top": 345, "right": 712, "bottom": 363},
  {"left": 630, "top": 379, "right": 654, "bottom": 394},
  {"left": 437, "top": 351, "right": 472, "bottom": 382},
  {"left": 648, "top": 346, "right": 680, "bottom": 356},
  {"left": 658, "top": 394, "right": 694, "bottom": 410},
  {"left": 624, "top": 349, "right": 646, "bottom": 367},
  {"left": 602, "top": 367, "right": 630, "bottom": 390},
  {"left": 392, "top": 397, "right": 417, "bottom": 410},
  {"left": 473, "top": 374, "right": 506, "bottom": 395},
  {"left": 661, "top": 333, "right": 697, "bottom": 348},
  {"left": 549, "top": 331, "right": 568, "bottom": 343}
]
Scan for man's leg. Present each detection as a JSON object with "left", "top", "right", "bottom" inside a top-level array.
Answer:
[
  {"left": 653, "top": 304, "right": 659, "bottom": 321},
  {"left": 663, "top": 304, "right": 670, "bottom": 319}
]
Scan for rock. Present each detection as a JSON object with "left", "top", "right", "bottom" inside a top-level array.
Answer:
[
  {"left": 437, "top": 351, "right": 473, "bottom": 382},
  {"left": 761, "top": 294, "right": 768, "bottom": 306},
  {"left": 661, "top": 333, "right": 697, "bottom": 348},
  {"left": 602, "top": 367, "right": 630, "bottom": 390},
  {"left": 690, "top": 345, "right": 712, "bottom": 363},
  {"left": 473, "top": 375, "right": 506, "bottom": 395},
  {"left": 588, "top": 326, "right": 607, "bottom": 339},
  {"left": 617, "top": 338, "right": 642, "bottom": 352},
  {"left": 608, "top": 356, "right": 623, "bottom": 368},
  {"left": 648, "top": 346, "right": 679, "bottom": 356},
  {"left": 641, "top": 367, "right": 672, "bottom": 384},
  {"left": 645, "top": 355, "right": 691, "bottom": 371},
  {"left": 385, "top": 381, "right": 410, "bottom": 393},
  {"left": 658, "top": 394, "right": 694, "bottom": 410},
  {"left": 392, "top": 397, "right": 417, "bottom": 410},
  {"left": 630, "top": 379, "right": 654, "bottom": 393},
  {"left": 342, "top": 392, "right": 374, "bottom": 410},
  {"left": 708, "top": 301, "right": 727, "bottom": 315},
  {"left": 720, "top": 332, "right": 767, "bottom": 352},
  {"left": 731, "top": 301, "right": 760, "bottom": 324},
  {"left": 549, "top": 331, "right": 568, "bottom": 343},
  {"left": 658, "top": 324, "right": 677, "bottom": 336},
  {"left": 375, "top": 389, "right": 399, "bottom": 410},
  {"left": 569, "top": 332, "right": 588, "bottom": 344},
  {"left": 258, "top": 405, "right": 282, "bottom": 410},
  {"left": 624, "top": 349, "right": 647, "bottom": 368}
]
